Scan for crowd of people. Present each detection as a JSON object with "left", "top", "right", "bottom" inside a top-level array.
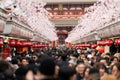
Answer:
[{"left": 0, "top": 47, "right": 120, "bottom": 80}]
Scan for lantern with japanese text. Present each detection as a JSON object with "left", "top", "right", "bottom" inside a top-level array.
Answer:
[
  {"left": 91, "top": 44, "right": 97, "bottom": 49},
  {"left": 97, "top": 40, "right": 105, "bottom": 46},
  {"left": 32, "top": 44, "right": 36, "bottom": 48},
  {"left": 33, "top": 44, "right": 41, "bottom": 48},
  {"left": 105, "top": 39, "right": 113, "bottom": 46},
  {"left": 115, "top": 39, "right": 120, "bottom": 45},
  {"left": 44, "top": 44, "right": 48, "bottom": 48},
  {"left": 79, "top": 44, "right": 85, "bottom": 47},
  {"left": 15, "top": 40, "right": 21, "bottom": 47},
  {"left": 84, "top": 44, "right": 90, "bottom": 47},
  {"left": 75, "top": 44, "right": 79, "bottom": 47},
  {"left": 8, "top": 39, "right": 16, "bottom": 47},
  {"left": 21, "top": 41, "right": 33, "bottom": 47}
]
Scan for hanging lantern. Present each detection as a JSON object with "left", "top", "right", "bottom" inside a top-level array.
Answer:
[
  {"left": 45, "top": 45, "right": 49, "bottom": 48},
  {"left": 0, "top": 38, "right": 3, "bottom": 47},
  {"left": 38, "top": 44, "right": 40, "bottom": 48},
  {"left": 97, "top": 40, "right": 105, "bottom": 46},
  {"left": 32, "top": 44, "right": 36, "bottom": 48},
  {"left": 15, "top": 40, "right": 21, "bottom": 47},
  {"left": 27, "top": 42, "right": 33, "bottom": 46},
  {"left": 42, "top": 44, "right": 45, "bottom": 48},
  {"left": 8, "top": 39, "right": 16, "bottom": 47},
  {"left": 91, "top": 44, "right": 97, "bottom": 49},
  {"left": 79, "top": 44, "right": 84, "bottom": 47},
  {"left": 33, "top": 44, "right": 40, "bottom": 48},
  {"left": 75, "top": 44, "right": 79, "bottom": 47},
  {"left": 84, "top": 44, "right": 90, "bottom": 47},
  {"left": 115, "top": 39, "right": 120, "bottom": 45},
  {"left": 21, "top": 41, "right": 33, "bottom": 47},
  {"left": 105, "top": 39, "right": 113, "bottom": 46}
]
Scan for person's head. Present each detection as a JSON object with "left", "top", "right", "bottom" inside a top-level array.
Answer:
[
  {"left": 84, "top": 59, "right": 91, "bottom": 67},
  {"left": 61, "top": 53, "right": 67, "bottom": 61},
  {"left": 111, "top": 63, "right": 120, "bottom": 77},
  {"left": 100, "top": 58, "right": 107, "bottom": 66},
  {"left": 114, "top": 53, "right": 120, "bottom": 60},
  {"left": 15, "top": 66, "right": 29, "bottom": 80},
  {"left": 39, "top": 57, "right": 55, "bottom": 77},
  {"left": 21, "top": 58, "right": 28, "bottom": 66},
  {"left": 0, "top": 60, "right": 10, "bottom": 72},
  {"left": 76, "top": 59, "right": 84, "bottom": 64},
  {"left": 89, "top": 68, "right": 100, "bottom": 80},
  {"left": 101, "top": 75, "right": 117, "bottom": 80},
  {"left": 80, "top": 53, "right": 85, "bottom": 60},
  {"left": 83, "top": 67, "right": 91, "bottom": 79},
  {"left": 0, "top": 60, "right": 14, "bottom": 79},
  {"left": 11, "top": 58, "right": 18, "bottom": 64},
  {"left": 71, "top": 54, "right": 78, "bottom": 61},
  {"left": 59, "top": 66, "right": 76, "bottom": 80},
  {"left": 98, "top": 63, "right": 107, "bottom": 77},
  {"left": 76, "top": 63, "right": 85, "bottom": 75},
  {"left": 94, "top": 62, "right": 108, "bottom": 77},
  {"left": 32, "top": 55, "right": 38, "bottom": 61},
  {"left": 111, "top": 57, "right": 119, "bottom": 64}
]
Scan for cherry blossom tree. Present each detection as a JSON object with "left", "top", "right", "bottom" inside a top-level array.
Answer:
[
  {"left": 66, "top": 0, "right": 120, "bottom": 43},
  {"left": 0, "top": 0, "right": 58, "bottom": 41}
]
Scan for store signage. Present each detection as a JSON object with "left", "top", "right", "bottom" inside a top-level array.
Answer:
[{"left": 3, "top": 23, "right": 33, "bottom": 39}]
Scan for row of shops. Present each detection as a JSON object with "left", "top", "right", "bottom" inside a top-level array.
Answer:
[
  {"left": 70, "top": 18, "right": 120, "bottom": 53},
  {"left": 0, "top": 8, "right": 49, "bottom": 59}
]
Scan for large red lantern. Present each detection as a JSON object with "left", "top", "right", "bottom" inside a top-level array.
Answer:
[
  {"left": 33, "top": 44, "right": 48, "bottom": 48},
  {"left": 15, "top": 40, "right": 21, "bottom": 47},
  {"left": 84, "top": 44, "right": 90, "bottom": 47},
  {"left": 9, "top": 39, "right": 22, "bottom": 47},
  {"left": 0, "top": 38, "right": 3, "bottom": 47},
  {"left": 45, "top": 45, "right": 49, "bottom": 48},
  {"left": 91, "top": 44, "right": 97, "bottom": 49},
  {"left": 105, "top": 39, "right": 113, "bottom": 46},
  {"left": 75, "top": 44, "right": 79, "bottom": 47},
  {"left": 8, "top": 39, "right": 16, "bottom": 47},
  {"left": 32, "top": 44, "right": 36, "bottom": 48},
  {"left": 79, "top": 44, "right": 85, "bottom": 47},
  {"left": 97, "top": 40, "right": 105, "bottom": 46},
  {"left": 21, "top": 41, "right": 33, "bottom": 47},
  {"left": 115, "top": 39, "right": 120, "bottom": 45}
]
